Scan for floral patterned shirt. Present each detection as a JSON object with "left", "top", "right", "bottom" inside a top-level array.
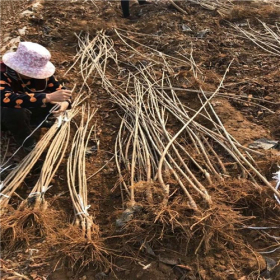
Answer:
[{"left": 0, "top": 63, "right": 66, "bottom": 109}]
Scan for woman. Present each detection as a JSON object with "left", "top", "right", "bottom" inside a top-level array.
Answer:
[{"left": 1, "top": 42, "right": 72, "bottom": 152}]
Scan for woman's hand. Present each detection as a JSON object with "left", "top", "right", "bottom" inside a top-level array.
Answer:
[
  {"left": 52, "top": 101, "right": 70, "bottom": 117},
  {"left": 45, "top": 90, "right": 72, "bottom": 103}
]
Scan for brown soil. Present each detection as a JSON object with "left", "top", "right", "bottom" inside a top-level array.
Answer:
[{"left": 1, "top": 1, "right": 280, "bottom": 280}]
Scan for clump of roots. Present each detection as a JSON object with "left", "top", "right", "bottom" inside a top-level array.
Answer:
[
  {"left": 0, "top": 207, "right": 62, "bottom": 251},
  {"left": 51, "top": 224, "right": 110, "bottom": 274},
  {"left": 114, "top": 179, "right": 271, "bottom": 279},
  {"left": 117, "top": 189, "right": 266, "bottom": 279},
  {"left": 117, "top": 182, "right": 253, "bottom": 253}
]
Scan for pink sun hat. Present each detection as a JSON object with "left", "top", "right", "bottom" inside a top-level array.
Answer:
[{"left": 2, "top": 42, "right": 55, "bottom": 79}]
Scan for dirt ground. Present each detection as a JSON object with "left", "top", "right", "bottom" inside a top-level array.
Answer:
[{"left": 1, "top": 1, "right": 280, "bottom": 280}]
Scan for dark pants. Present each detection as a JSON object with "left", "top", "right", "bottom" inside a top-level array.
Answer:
[
  {"left": 121, "top": 0, "right": 148, "bottom": 17},
  {"left": 1, "top": 105, "right": 52, "bottom": 148}
]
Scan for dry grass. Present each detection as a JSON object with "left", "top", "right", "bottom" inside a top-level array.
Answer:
[
  {"left": 0, "top": 0, "right": 27, "bottom": 20},
  {"left": 224, "top": 3, "right": 280, "bottom": 22}
]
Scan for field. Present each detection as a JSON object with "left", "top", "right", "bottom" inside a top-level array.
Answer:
[{"left": 1, "top": 1, "right": 280, "bottom": 279}]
